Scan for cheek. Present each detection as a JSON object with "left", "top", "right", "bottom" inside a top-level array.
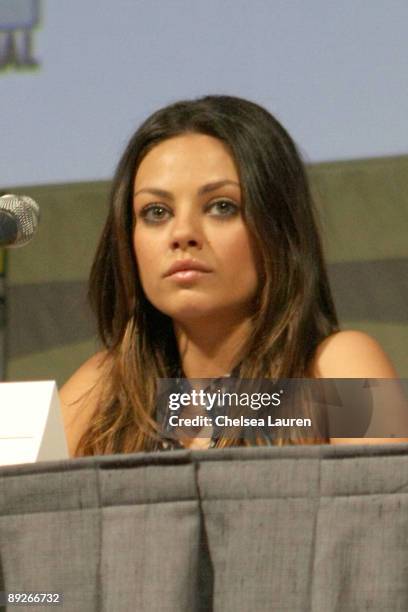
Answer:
[
  {"left": 133, "top": 231, "right": 155, "bottom": 283},
  {"left": 218, "top": 228, "right": 259, "bottom": 279},
  {"left": 134, "top": 223, "right": 156, "bottom": 255}
]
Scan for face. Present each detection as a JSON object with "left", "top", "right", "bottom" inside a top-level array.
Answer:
[{"left": 133, "top": 133, "right": 260, "bottom": 324}]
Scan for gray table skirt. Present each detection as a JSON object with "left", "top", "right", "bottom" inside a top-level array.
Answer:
[{"left": 1, "top": 443, "right": 408, "bottom": 611}]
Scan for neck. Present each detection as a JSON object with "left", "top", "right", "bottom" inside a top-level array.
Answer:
[{"left": 173, "top": 313, "right": 252, "bottom": 379}]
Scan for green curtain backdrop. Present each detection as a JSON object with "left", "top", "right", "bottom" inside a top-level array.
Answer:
[{"left": 3, "top": 155, "right": 408, "bottom": 387}]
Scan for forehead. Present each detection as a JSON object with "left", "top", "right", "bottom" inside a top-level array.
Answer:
[{"left": 134, "top": 133, "right": 239, "bottom": 188}]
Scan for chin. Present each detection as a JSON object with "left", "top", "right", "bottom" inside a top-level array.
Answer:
[
  {"left": 160, "top": 300, "right": 251, "bottom": 325},
  {"left": 154, "top": 296, "right": 220, "bottom": 322},
  {"left": 165, "top": 305, "right": 214, "bottom": 322}
]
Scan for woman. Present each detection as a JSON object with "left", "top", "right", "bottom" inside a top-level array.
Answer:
[{"left": 60, "top": 94, "right": 405, "bottom": 457}]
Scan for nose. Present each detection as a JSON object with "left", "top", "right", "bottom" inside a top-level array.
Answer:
[{"left": 169, "top": 210, "right": 203, "bottom": 251}]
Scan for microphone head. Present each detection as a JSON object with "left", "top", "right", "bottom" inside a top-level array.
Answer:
[{"left": 0, "top": 194, "right": 40, "bottom": 247}]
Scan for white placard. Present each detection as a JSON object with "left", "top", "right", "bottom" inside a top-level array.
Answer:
[{"left": 0, "top": 381, "right": 69, "bottom": 466}]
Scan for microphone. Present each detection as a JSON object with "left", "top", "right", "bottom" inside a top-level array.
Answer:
[{"left": 0, "top": 194, "right": 40, "bottom": 248}]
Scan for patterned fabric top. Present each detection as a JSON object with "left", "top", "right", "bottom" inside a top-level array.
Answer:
[
  {"left": 159, "top": 437, "right": 218, "bottom": 451},
  {"left": 155, "top": 366, "right": 237, "bottom": 451}
]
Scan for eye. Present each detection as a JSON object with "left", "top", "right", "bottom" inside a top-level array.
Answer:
[
  {"left": 139, "top": 204, "right": 171, "bottom": 223},
  {"left": 207, "top": 199, "right": 239, "bottom": 217}
]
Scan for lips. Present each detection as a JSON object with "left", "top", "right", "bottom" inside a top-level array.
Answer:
[{"left": 164, "top": 259, "right": 213, "bottom": 278}]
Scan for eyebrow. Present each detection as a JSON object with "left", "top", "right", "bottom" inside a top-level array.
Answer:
[{"left": 134, "top": 179, "right": 240, "bottom": 199}]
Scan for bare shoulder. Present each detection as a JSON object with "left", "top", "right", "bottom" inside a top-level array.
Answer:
[
  {"left": 311, "top": 331, "right": 408, "bottom": 445},
  {"left": 59, "top": 350, "right": 110, "bottom": 457},
  {"left": 312, "top": 330, "right": 398, "bottom": 378}
]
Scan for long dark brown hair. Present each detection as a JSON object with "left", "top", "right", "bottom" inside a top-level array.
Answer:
[{"left": 75, "top": 94, "right": 339, "bottom": 455}]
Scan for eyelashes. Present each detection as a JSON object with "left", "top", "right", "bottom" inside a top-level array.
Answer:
[
  {"left": 139, "top": 204, "right": 169, "bottom": 223},
  {"left": 206, "top": 200, "right": 240, "bottom": 217},
  {"left": 138, "top": 199, "right": 240, "bottom": 224}
]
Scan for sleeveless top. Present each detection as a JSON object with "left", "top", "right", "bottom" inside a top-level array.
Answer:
[
  {"left": 154, "top": 370, "right": 227, "bottom": 451},
  {"left": 153, "top": 368, "right": 369, "bottom": 450},
  {"left": 154, "top": 364, "right": 275, "bottom": 451}
]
